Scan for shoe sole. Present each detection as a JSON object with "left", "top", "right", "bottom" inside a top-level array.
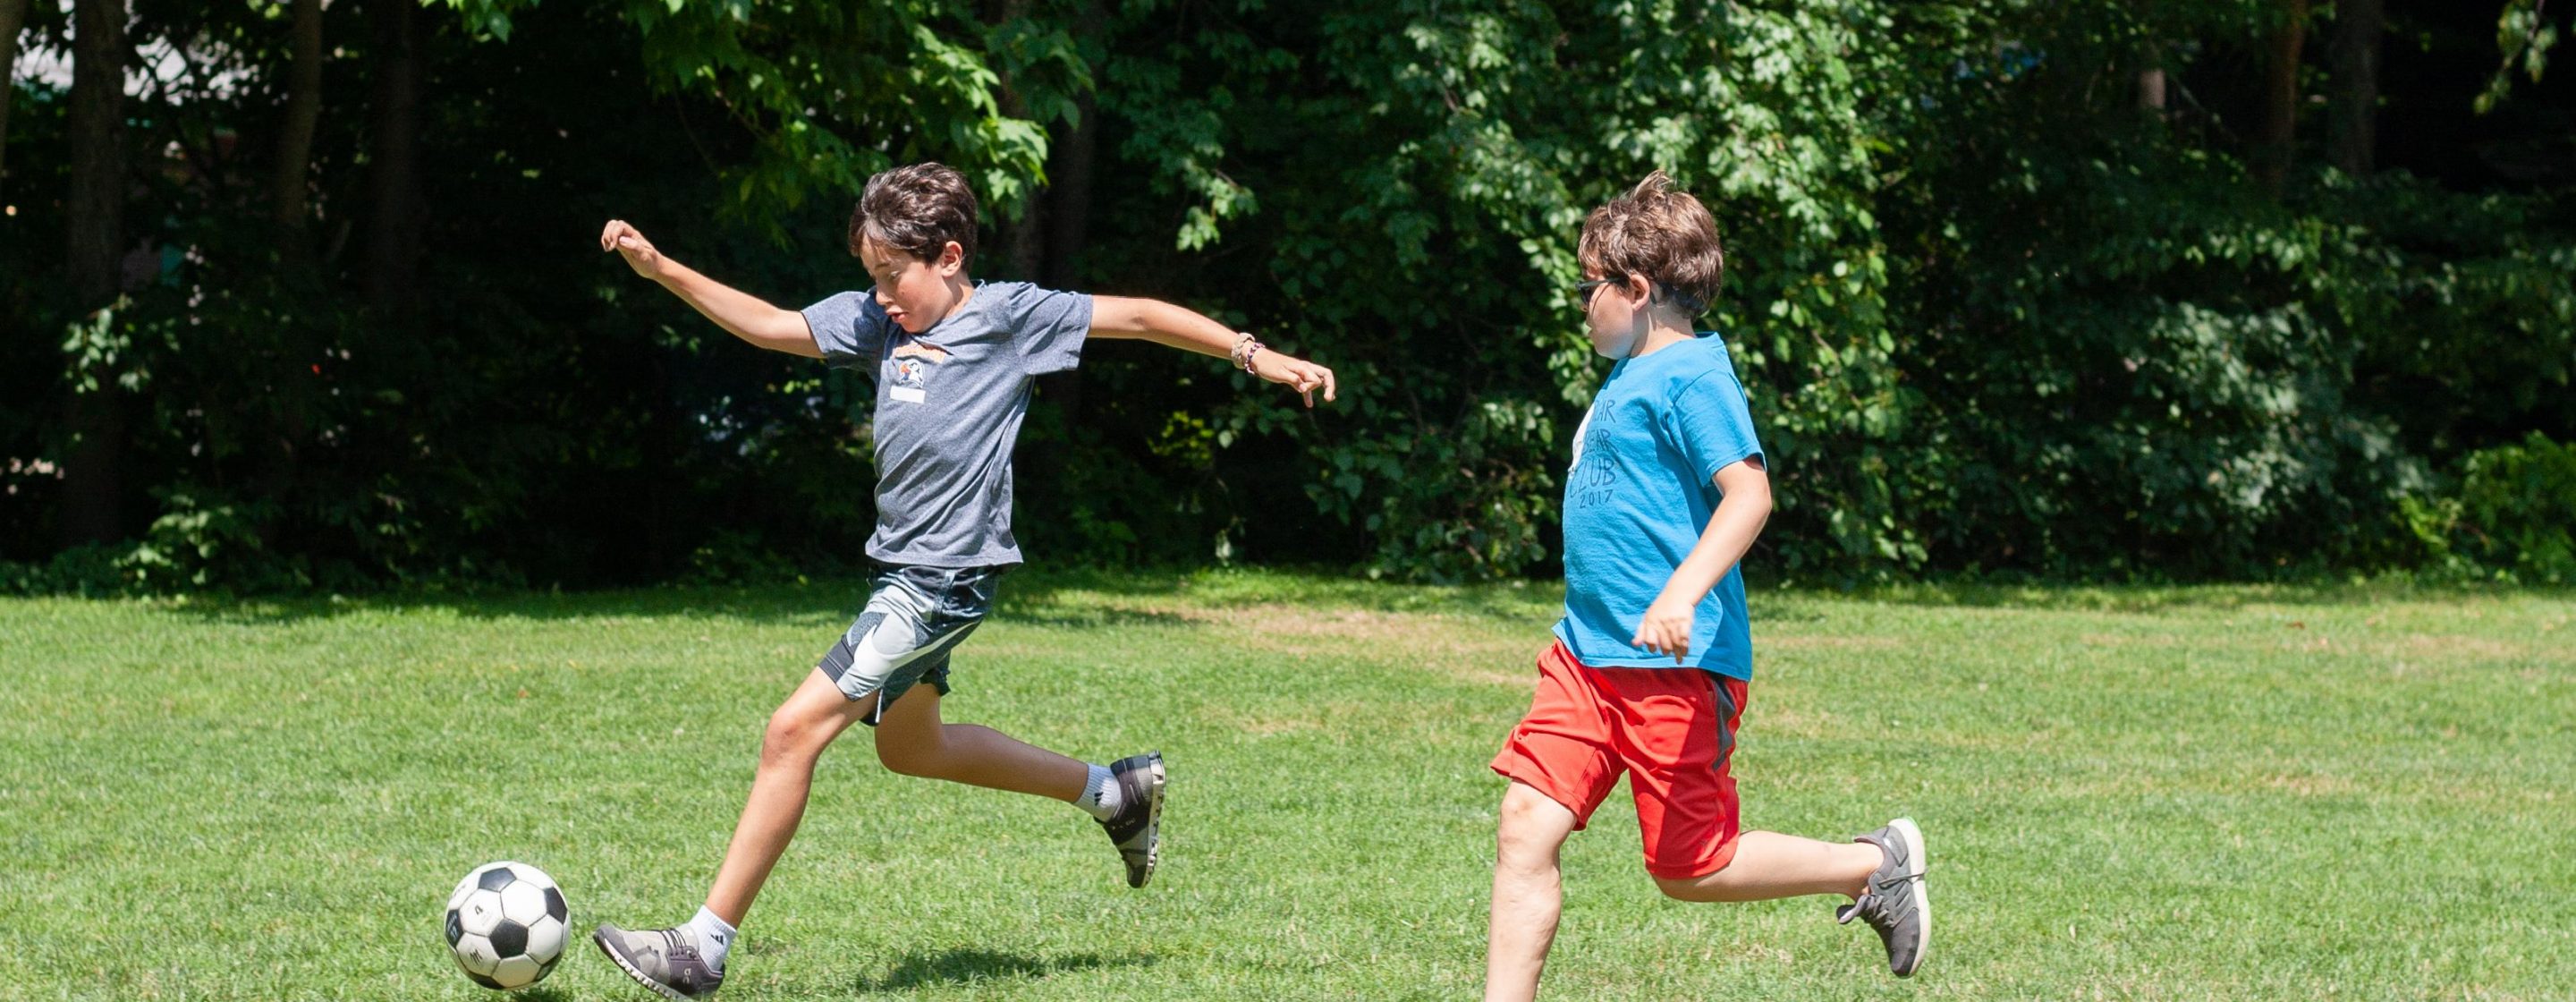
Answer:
[
  {"left": 1886, "top": 817, "right": 1930, "bottom": 977},
  {"left": 1131, "top": 752, "right": 1166, "bottom": 888},
  {"left": 593, "top": 926, "right": 694, "bottom": 1002}
]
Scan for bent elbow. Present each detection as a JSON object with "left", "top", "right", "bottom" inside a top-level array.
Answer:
[{"left": 1110, "top": 299, "right": 1163, "bottom": 335}]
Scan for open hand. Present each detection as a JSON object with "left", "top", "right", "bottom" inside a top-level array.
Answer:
[
  {"left": 1251, "top": 349, "right": 1337, "bottom": 408},
  {"left": 598, "top": 219, "right": 666, "bottom": 280},
  {"left": 1631, "top": 594, "right": 1697, "bottom": 664}
]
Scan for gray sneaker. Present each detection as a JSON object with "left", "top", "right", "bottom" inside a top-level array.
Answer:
[
  {"left": 594, "top": 923, "right": 724, "bottom": 1000},
  {"left": 1098, "top": 752, "right": 1165, "bottom": 887},
  {"left": 1836, "top": 817, "right": 1930, "bottom": 977}
]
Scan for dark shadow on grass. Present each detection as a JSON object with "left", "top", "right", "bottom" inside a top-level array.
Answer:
[
  {"left": 503, "top": 987, "right": 572, "bottom": 1002},
  {"left": 143, "top": 571, "right": 1209, "bottom": 629},
  {"left": 145, "top": 579, "right": 867, "bottom": 626},
  {"left": 849, "top": 947, "right": 1153, "bottom": 992},
  {"left": 134, "top": 565, "right": 1560, "bottom": 629},
  {"left": 1798, "top": 579, "right": 2576, "bottom": 614},
  {"left": 986, "top": 599, "right": 1195, "bottom": 630},
  {"left": 97, "top": 567, "right": 2539, "bottom": 630}
]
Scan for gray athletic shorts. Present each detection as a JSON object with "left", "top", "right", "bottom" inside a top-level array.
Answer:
[{"left": 816, "top": 564, "right": 1004, "bottom": 726}]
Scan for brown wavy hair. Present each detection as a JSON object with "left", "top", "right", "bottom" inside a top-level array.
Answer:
[
  {"left": 1577, "top": 171, "right": 1724, "bottom": 316},
  {"left": 849, "top": 163, "right": 980, "bottom": 264}
]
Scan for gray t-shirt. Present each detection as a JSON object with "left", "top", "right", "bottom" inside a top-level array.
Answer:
[{"left": 801, "top": 281, "right": 1091, "bottom": 567}]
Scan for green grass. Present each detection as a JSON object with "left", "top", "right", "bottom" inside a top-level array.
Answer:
[{"left": 4, "top": 571, "right": 2572, "bottom": 1000}]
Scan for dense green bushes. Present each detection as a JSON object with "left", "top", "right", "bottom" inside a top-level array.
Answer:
[
  {"left": 2403, "top": 434, "right": 2576, "bottom": 583},
  {"left": 3, "top": 0, "right": 2570, "bottom": 592}
]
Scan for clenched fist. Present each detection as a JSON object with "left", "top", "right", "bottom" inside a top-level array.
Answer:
[{"left": 599, "top": 219, "right": 667, "bottom": 280}]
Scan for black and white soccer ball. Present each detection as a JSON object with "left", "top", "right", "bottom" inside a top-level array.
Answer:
[{"left": 443, "top": 861, "right": 570, "bottom": 990}]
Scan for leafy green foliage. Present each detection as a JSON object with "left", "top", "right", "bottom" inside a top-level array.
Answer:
[
  {"left": 2405, "top": 433, "right": 2576, "bottom": 583},
  {"left": 2479, "top": 0, "right": 2563, "bottom": 114},
  {"left": 3, "top": 0, "right": 2572, "bottom": 590}
]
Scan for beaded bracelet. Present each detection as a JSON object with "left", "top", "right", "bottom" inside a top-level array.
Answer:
[{"left": 1230, "top": 332, "right": 1266, "bottom": 374}]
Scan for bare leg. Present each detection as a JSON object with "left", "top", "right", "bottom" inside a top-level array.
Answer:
[
  {"left": 1651, "top": 830, "right": 1881, "bottom": 903},
  {"left": 1485, "top": 781, "right": 1580, "bottom": 1002},
  {"left": 701, "top": 668, "right": 877, "bottom": 925},
  {"left": 872, "top": 684, "right": 1088, "bottom": 801}
]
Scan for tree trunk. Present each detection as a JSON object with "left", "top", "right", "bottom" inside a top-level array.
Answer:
[
  {"left": 987, "top": 0, "right": 1045, "bottom": 282},
  {"left": 365, "top": 0, "right": 422, "bottom": 313},
  {"left": 2137, "top": 28, "right": 2167, "bottom": 114},
  {"left": 64, "top": 0, "right": 123, "bottom": 304},
  {"left": 1041, "top": 9, "right": 1099, "bottom": 293},
  {"left": 0, "top": 0, "right": 30, "bottom": 191},
  {"left": 2326, "top": 0, "right": 2382, "bottom": 174},
  {"left": 1036, "top": 0, "right": 1102, "bottom": 423},
  {"left": 272, "top": 0, "right": 325, "bottom": 245},
  {"left": 1002, "top": 199, "right": 1045, "bottom": 281},
  {"left": 2254, "top": 0, "right": 2309, "bottom": 192},
  {"left": 62, "top": 0, "right": 129, "bottom": 547}
]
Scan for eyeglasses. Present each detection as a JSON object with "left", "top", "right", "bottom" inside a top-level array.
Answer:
[{"left": 1572, "top": 278, "right": 1620, "bottom": 307}]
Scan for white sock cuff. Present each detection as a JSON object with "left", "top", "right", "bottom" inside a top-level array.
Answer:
[
  {"left": 1076, "top": 762, "right": 1119, "bottom": 820},
  {"left": 689, "top": 905, "right": 737, "bottom": 947}
]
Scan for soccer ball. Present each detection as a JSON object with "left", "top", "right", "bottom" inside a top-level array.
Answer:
[{"left": 443, "top": 861, "right": 570, "bottom": 990}]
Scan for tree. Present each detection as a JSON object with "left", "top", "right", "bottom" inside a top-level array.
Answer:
[
  {"left": 62, "top": 0, "right": 129, "bottom": 547},
  {"left": 0, "top": 0, "right": 28, "bottom": 191},
  {"left": 2257, "top": 0, "right": 2311, "bottom": 191},
  {"left": 2326, "top": 0, "right": 2382, "bottom": 174},
  {"left": 366, "top": 0, "right": 423, "bottom": 312},
  {"left": 271, "top": 0, "right": 325, "bottom": 249}
]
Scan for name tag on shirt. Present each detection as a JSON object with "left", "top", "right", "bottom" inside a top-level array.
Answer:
[{"left": 888, "top": 348, "right": 940, "bottom": 404}]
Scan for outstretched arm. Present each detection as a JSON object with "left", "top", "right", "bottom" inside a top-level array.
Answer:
[
  {"left": 1632, "top": 457, "right": 1772, "bottom": 663},
  {"left": 599, "top": 219, "right": 822, "bottom": 358},
  {"left": 1089, "top": 295, "right": 1337, "bottom": 408}
]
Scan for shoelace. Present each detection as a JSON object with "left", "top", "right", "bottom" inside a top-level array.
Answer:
[
  {"left": 659, "top": 929, "right": 702, "bottom": 962},
  {"left": 1871, "top": 868, "right": 1928, "bottom": 891},
  {"left": 1835, "top": 867, "right": 1928, "bottom": 925}
]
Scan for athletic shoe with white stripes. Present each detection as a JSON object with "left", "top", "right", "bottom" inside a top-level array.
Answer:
[
  {"left": 594, "top": 923, "right": 724, "bottom": 1000},
  {"left": 1098, "top": 752, "right": 1165, "bottom": 887},
  {"left": 1836, "top": 817, "right": 1930, "bottom": 977}
]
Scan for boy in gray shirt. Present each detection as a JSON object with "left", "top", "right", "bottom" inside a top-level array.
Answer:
[{"left": 589, "top": 163, "right": 1336, "bottom": 1000}]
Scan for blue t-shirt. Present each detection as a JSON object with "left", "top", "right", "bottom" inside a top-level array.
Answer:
[{"left": 1555, "top": 334, "right": 1765, "bottom": 679}]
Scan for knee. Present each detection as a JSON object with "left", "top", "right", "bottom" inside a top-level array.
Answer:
[
  {"left": 759, "top": 709, "right": 829, "bottom": 768},
  {"left": 1495, "top": 837, "right": 1559, "bottom": 880},
  {"left": 1495, "top": 805, "right": 1565, "bottom": 876}
]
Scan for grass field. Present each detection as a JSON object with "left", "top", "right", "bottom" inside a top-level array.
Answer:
[{"left": 4, "top": 572, "right": 2572, "bottom": 1000}]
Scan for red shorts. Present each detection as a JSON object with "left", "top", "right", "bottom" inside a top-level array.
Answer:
[{"left": 1489, "top": 640, "right": 1750, "bottom": 879}]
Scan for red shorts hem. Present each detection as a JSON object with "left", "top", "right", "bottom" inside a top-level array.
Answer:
[
  {"left": 1487, "top": 760, "right": 1595, "bottom": 832},
  {"left": 1642, "top": 831, "right": 1742, "bottom": 881},
  {"left": 1491, "top": 640, "right": 1748, "bottom": 877}
]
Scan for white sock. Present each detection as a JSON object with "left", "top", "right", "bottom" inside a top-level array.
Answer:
[
  {"left": 685, "top": 906, "right": 737, "bottom": 973},
  {"left": 1073, "top": 762, "right": 1123, "bottom": 821}
]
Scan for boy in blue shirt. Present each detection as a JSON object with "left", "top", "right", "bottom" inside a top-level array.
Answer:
[
  {"left": 585, "top": 163, "right": 1336, "bottom": 1000},
  {"left": 1482, "top": 173, "right": 1928, "bottom": 1002}
]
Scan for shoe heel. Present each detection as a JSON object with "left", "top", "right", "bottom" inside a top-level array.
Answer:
[{"left": 1888, "top": 817, "right": 1928, "bottom": 975}]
